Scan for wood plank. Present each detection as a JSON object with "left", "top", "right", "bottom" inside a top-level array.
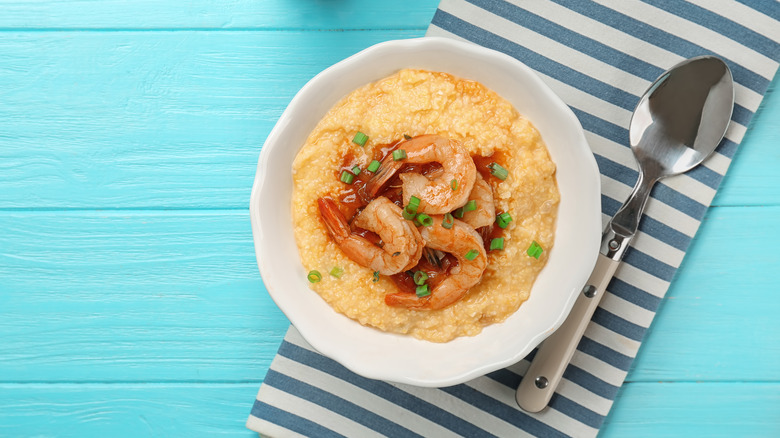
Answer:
[
  {"left": 601, "top": 382, "right": 780, "bottom": 438},
  {"left": 1, "top": 206, "right": 778, "bottom": 382},
  {"left": 0, "top": 211, "right": 287, "bottom": 382},
  {"left": 0, "top": 383, "right": 260, "bottom": 436},
  {"left": 0, "top": 30, "right": 420, "bottom": 209},
  {"left": 627, "top": 205, "right": 780, "bottom": 382},
  {"left": 0, "top": 0, "right": 439, "bottom": 30}
]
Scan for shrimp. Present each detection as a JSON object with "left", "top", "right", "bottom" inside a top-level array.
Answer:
[
  {"left": 460, "top": 172, "right": 496, "bottom": 229},
  {"left": 318, "top": 196, "right": 424, "bottom": 275},
  {"left": 365, "top": 135, "right": 476, "bottom": 214},
  {"left": 385, "top": 217, "right": 487, "bottom": 310}
]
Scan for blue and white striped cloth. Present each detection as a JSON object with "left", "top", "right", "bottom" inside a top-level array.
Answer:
[{"left": 248, "top": 1, "right": 780, "bottom": 436}]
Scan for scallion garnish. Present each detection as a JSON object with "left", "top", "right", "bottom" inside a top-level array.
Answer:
[
  {"left": 416, "top": 284, "right": 431, "bottom": 297},
  {"left": 392, "top": 149, "right": 407, "bottom": 161},
  {"left": 490, "top": 237, "right": 504, "bottom": 251},
  {"left": 403, "top": 196, "right": 421, "bottom": 220},
  {"left": 351, "top": 165, "right": 361, "bottom": 176},
  {"left": 451, "top": 179, "right": 458, "bottom": 191},
  {"left": 372, "top": 271, "right": 380, "bottom": 282},
  {"left": 464, "top": 199, "right": 477, "bottom": 212},
  {"left": 527, "top": 241, "right": 543, "bottom": 259},
  {"left": 453, "top": 207, "right": 465, "bottom": 219},
  {"left": 415, "top": 213, "right": 433, "bottom": 227},
  {"left": 496, "top": 212, "right": 513, "bottom": 229},
  {"left": 307, "top": 270, "right": 322, "bottom": 283},
  {"left": 340, "top": 170, "right": 354, "bottom": 184},
  {"left": 442, "top": 213, "right": 454, "bottom": 229},
  {"left": 367, "top": 160, "right": 381, "bottom": 173},
  {"left": 329, "top": 266, "right": 344, "bottom": 278},
  {"left": 464, "top": 249, "right": 479, "bottom": 261},
  {"left": 413, "top": 271, "right": 429, "bottom": 286},
  {"left": 488, "top": 162, "right": 508, "bottom": 180},
  {"left": 352, "top": 131, "right": 368, "bottom": 146}
]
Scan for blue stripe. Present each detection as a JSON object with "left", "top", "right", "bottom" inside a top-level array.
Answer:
[
  {"left": 593, "top": 307, "right": 647, "bottom": 342},
  {"left": 264, "top": 369, "right": 424, "bottom": 438},
  {"left": 250, "top": 399, "right": 345, "bottom": 438},
  {"left": 277, "top": 341, "right": 495, "bottom": 438},
  {"left": 466, "top": 0, "right": 665, "bottom": 81},
  {"left": 641, "top": 0, "right": 780, "bottom": 60},
  {"left": 441, "top": 384, "right": 569, "bottom": 437},
  {"left": 735, "top": 0, "right": 780, "bottom": 20},
  {"left": 551, "top": 0, "right": 772, "bottom": 94},
  {"left": 717, "top": 138, "right": 738, "bottom": 158},
  {"left": 733, "top": 103, "right": 753, "bottom": 127},
  {"left": 607, "top": 277, "right": 663, "bottom": 312},
  {"left": 577, "top": 336, "right": 634, "bottom": 371},
  {"left": 548, "top": 393, "right": 605, "bottom": 429}
]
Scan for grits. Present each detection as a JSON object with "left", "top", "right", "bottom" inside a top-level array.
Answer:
[{"left": 292, "top": 69, "right": 559, "bottom": 342}]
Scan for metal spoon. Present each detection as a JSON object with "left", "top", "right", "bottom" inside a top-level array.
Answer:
[{"left": 516, "top": 56, "right": 734, "bottom": 412}]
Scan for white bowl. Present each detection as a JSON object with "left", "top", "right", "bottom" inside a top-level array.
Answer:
[{"left": 250, "top": 37, "right": 601, "bottom": 387}]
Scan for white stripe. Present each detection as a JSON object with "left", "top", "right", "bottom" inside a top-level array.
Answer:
[
  {"left": 466, "top": 377, "right": 599, "bottom": 438},
  {"left": 555, "top": 375, "right": 614, "bottom": 417},
  {"left": 246, "top": 412, "right": 308, "bottom": 438},
  {"left": 631, "top": 231, "right": 685, "bottom": 269},
  {"left": 613, "top": 262, "right": 670, "bottom": 299},
  {"left": 396, "top": 382, "right": 533, "bottom": 438},
  {"left": 271, "top": 355, "right": 458, "bottom": 437},
  {"left": 592, "top": 0, "right": 778, "bottom": 79},
  {"left": 688, "top": 0, "right": 780, "bottom": 43}
]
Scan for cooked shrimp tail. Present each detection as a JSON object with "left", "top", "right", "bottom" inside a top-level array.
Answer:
[{"left": 317, "top": 197, "right": 351, "bottom": 242}]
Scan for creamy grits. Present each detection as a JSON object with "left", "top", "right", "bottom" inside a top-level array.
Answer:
[{"left": 292, "top": 69, "right": 559, "bottom": 342}]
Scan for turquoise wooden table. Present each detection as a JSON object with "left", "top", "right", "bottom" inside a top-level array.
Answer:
[{"left": 1, "top": 1, "right": 778, "bottom": 436}]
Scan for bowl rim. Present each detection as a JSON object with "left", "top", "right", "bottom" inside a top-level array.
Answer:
[{"left": 250, "top": 36, "right": 601, "bottom": 387}]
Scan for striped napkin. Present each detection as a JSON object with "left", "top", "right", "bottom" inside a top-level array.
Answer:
[{"left": 248, "top": 1, "right": 780, "bottom": 436}]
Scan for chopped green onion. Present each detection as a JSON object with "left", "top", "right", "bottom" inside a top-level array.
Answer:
[
  {"left": 352, "top": 131, "right": 368, "bottom": 146},
  {"left": 527, "top": 241, "right": 543, "bottom": 259},
  {"left": 488, "top": 162, "right": 509, "bottom": 180},
  {"left": 403, "top": 197, "right": 420, "bottom": 220},
  {"left": 403, "top": 134, "right": 412, "bottom": 140},
  {"left": 464, "top": 199, "right": 477, "bottom": 212},
  {"left": 450, "top": 179, "right": 458, "bottom": 191},
  {"left": 307, "top": 270, "right": 322, "bottom": 283},
  {"left": 372, "top": 271, "right": 380, "bottom": 282},
  {"left": 416, "top": 284, "right": 431, "bottom": 297},
  {"left": 442, "top": 213, "right": 454, "bottom": 229},
  {"left": 340, "top": 170, "right": 354, "bottom": 184},
  {"left": 464, "top": 249, "right": 479, "bottom": 261},
  {"left": 415, "top": 213, "right": 433, "bottom": 227},
  {"left": 403, "top": 205, "right": 417, "bottom": 220},
  {"left": 490, "top": 237, "right": 504, "bottom": 251},
  {"left": 329, "top": 266, "right": 344, "bottom": 278},
  {"left": 453, "top": 207, "right": 465, "bottom": 219},
  {"left": 351, "top": 165, "right": 361, "bottom": 176},
  {"left": 496, "top": 212, "right": 513, "bottom": 229},
  {"left": 413, "top": 271, "right": 429, "bottom": 286},
  {"left": 392, "top": 149, "right": 407, "bottom": 161},
  {"left": 367, "top": 160, "right": 381, "bottom": 173}
]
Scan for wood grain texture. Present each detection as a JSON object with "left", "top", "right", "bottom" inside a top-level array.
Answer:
[
  {"left": 0, "top": 31, "right": 419, "bottom": 210},
  {"left": 0, "top": 0, "right": 438, "bottom": 30},
  {"left": 601, "top": 383, "right": 780, "bottom": 437},
  {"left": 1, "top": 34, "right": 777, "bottom": 210}
]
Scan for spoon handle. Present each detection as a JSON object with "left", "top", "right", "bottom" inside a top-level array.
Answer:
[{"left": 515, "top": 250, "right": 620, "bottom": 412}]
